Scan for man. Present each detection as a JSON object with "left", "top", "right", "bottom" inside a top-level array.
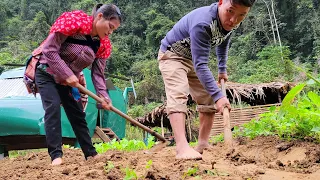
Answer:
[{"left": 158, "top": 0, "right": 255, "bottom": 160}]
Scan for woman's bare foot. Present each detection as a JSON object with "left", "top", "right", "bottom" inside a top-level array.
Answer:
[
  {"left": 176, "top": 146, "right": 202, "bottom": 160},
  {"left": 194, "top": 143, "right": 212, "bottom": 154},
  {"left": 51, "top": 157, "right": 63, "bottom": 166},
  {"left": 86, "top": 154, "right": 102, "bottom": 161},
  {"left": 92, "top": 154, "right": 101, "bottom": 159}
]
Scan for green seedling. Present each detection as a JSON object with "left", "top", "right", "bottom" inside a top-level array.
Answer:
[
  {"left": 62, "top": 144, "right": 74, "bottom": 149},
  {"left": 145, "top": 160, "right": 153, "bottom": 169},
  {"left": 104, "top": 161, "right": 115, "bottom": 173},
  {"left": 206, "top": 169, "right": 229, "bottom": 177},
  {"left": 123, "top": 167, "right": 138, "bottom": 180},
  {"left": 94, "top": 136, "right": 156, "bottom": 153},
  {"left": 182, "top": 165, "right": 199, "bottom": 179}
]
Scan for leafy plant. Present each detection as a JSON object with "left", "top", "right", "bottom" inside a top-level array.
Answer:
[
  {"left": 145, "top": 160, "right": 153, "bottom": 169},
  {"left": 94, "top": 136, "right": 156, "bottom": 153},
  {"left": 62, "top": 144, "right": 74, "bottom": 149},
  {"left": 123, "top": 167, "right": 138, "bottom": 180},
  {"left": 182, "top": 165, "right": 199, "bottom": 179},
  {"left": 234, "top": 84, "right": 320, "bottom": 142},
  {"left": 209, "top": 134, "right": 224, "bottom": 144},
  {"left": 206, "top": 169, "right": 229, "bottom": 177},
  {"left": 189, "top": 141, "right": 198, "bottom": 147},
  {"left": 127, "top": 102, "right": 162, "bottom": 118},
  {"left": 104, "top": 161, "right": 115, "bottom": 173}
]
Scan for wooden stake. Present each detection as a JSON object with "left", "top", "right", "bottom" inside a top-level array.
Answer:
[{"left": 221, "top": 79, "right": 233, "bottom": 147}]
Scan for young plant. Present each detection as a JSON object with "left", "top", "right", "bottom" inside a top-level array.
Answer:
[
  {"left": 104, "top": 161, "right": 115, "bottom": 173},
  {"left": 234, "top": 84, "right": 320, "bottom": 142},
  {"left": 209, "top": 134, "right": 224, "bottom": 144},
  {"left": 182, "top": 165, "right": 199, "bottom": 179},
  {"left": 206, "top": 169, "right": 229, "bottom": 177},
  {"left": 94, "top": 136, "right": 157, "bottom": 153},
  {"left": 145, "top": 160, "right": 153, "bottom": 169},
  {"left": 62, "top": 144, "right": 74, "bottom": 149},
  {"left": 123, "top": 167, "right": 138, "bottom": 180}
]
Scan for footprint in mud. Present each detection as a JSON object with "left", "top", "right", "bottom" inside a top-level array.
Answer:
[{"left": 227, "top": 151, "right": 256, "bottom": 166}]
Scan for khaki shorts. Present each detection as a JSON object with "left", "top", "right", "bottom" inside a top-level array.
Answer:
[{"left": 158, "top": 50, "right": 216, "bottom": 115}]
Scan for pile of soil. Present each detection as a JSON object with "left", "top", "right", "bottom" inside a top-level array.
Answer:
[{"left": 0, "top": 136, "right": 319, "bottom": 180}]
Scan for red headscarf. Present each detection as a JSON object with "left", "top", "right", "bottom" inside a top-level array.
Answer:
[{"left": 49, "top": 10, "right": 111, "bottom": 59}]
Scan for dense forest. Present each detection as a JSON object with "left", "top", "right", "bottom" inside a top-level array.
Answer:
[{"left": 0, "top": 0, "right": 319, "bottom": 103}]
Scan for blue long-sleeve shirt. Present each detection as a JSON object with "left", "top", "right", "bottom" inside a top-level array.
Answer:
[{"left": 160, "top": 3, "right": 236, "bottom": 102}]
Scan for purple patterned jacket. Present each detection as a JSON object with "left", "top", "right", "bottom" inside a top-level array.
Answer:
[{"left": 39, "top": 32, "right": 110, "bottom": 100}]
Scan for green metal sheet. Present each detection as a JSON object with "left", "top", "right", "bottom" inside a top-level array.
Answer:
[
  {"left": 0, "top": 68, "right": 98, "bottom": 138},
  {"left": 102, "top": 87, "right": 127, "bottom": 139},
  {"left": 0, "top": 67, "right": 130, "bottom": 149},
  {"left": 0, "top": 97, "right": 44, "bottom": 135}
]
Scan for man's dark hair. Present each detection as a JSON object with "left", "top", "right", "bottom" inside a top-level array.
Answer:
[{"left": 230, "top": 0, "right": 256, "bottom": 7}]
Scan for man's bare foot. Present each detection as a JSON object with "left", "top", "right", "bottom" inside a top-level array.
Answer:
[
  {"left": 195, "top": 143, "right": 212, "bottom": 154},
  {"left": 176, "top": 146, "right": 202, "bottom": 160},
  {"left": 51, "top": 157, "right": 63, "bottom": 166}
]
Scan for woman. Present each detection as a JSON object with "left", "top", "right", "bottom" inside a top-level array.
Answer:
[{"left": 34, "top": 4, "right": 122, "bottom": 165}]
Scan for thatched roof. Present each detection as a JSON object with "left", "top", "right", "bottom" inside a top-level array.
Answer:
[
  {"left": 136, "top": 102, "right": 195, "bottom": 129},
  {"left": 224, "top": 82, "right": 293, "bottom": 105}
]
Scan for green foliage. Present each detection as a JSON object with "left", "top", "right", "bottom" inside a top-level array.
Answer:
[
  {"left": 128, "top": 102, "right": 162, "bottom": 118},
  {"left": 182, "top": 165, "right": 199, "bottom": 179},
  {"left": 104, "top": 161, "right": 115, "bottom": 173},
  {"left": 209, "top": 134, "right": 224, "bottom": 144},
  {"left": 206, "top": 169, "right": 229, "bottom": 177},
  {"left": 62, "top": 144, "right": 74, "bottom": 149},
  {"left": 281, "top": 83, "right": 306, "bottom": 108},
  {"left": 22, "top": 11, "right": 50, "bottom": 45},
  {"left": 125, "top": 122, "right": 144, "bottom": 140},
  {"left": 189, "top": 141, "right": 198, "bottom": 147},
  {"left": 233, "top": 46, "right": 294, "bottom": 83},
  {"left": 9, "top": 149, "right": 46, "bottom": 158},
  {"left": 129, "top": 60, "right": 164, "bottom": 104},
  {"left": 144, "top": 10, "right": 175, "bottom": 48},
  {"left": 123, "top": 167, "right": 138, "bottom": 180},
  {"left": 234, "top": 84, "right": 320, "bottom": 141},
  {"left": 0, "top": 0, "right": 319, "bottom": 106},
  {"left": 145, "top": 160, "right": 153, "bottom": 169},
  {"left": 94, "top": 136, "right": 155, "bottom": 153},
  {"left": 71, "top": 0, "right": 103, "bottom": 14}
]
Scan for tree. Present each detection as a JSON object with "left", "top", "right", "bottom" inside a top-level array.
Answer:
[{"left": 22, "top": 11, "right": 51, "bottom": 46}]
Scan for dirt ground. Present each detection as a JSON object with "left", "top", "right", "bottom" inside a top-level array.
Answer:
[{"left": 0, "top": 136, "right": 319, "bottom": 180}]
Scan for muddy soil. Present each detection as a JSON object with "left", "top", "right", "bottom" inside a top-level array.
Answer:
[{"left": 0, "top": 136, "right": 319, "bottom": 180}]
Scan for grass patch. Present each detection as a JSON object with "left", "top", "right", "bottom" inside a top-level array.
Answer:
[{"left": 9, "top": 149, "right": 47, "bottom": 158}]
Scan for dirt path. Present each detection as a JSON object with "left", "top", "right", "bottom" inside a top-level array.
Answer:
[{"left": 0, "top": 136, "right": 319, "bottom": 180}]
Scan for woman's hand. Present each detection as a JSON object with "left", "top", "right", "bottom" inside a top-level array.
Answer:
[
  {"left": 65, "top": 75, "right": 79, "bottom": 87},
  {"left": 101, "top": 100, "right": 112, "bottom": 110},
  {"left": 99, "top": 95, "right": 112, "bottom": 110}
]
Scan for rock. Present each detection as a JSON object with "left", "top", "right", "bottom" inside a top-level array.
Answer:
[{"left": 275, "top": 142, "right": 294, "bottom": 152}]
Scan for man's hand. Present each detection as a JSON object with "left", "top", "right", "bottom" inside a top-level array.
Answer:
[
  {"left": 65, "top": 75, "right": 79, "bottom": 87},
  {"left": 216, "top": 96, "right": 231, "bottom": 115},
  {"left": 218, "top": 73, "right": 228, "bottom": 84}
]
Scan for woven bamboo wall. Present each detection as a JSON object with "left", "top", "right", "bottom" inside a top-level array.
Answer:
[{"left": 210, "top": 104, "right": 281, "bottom": 136}]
